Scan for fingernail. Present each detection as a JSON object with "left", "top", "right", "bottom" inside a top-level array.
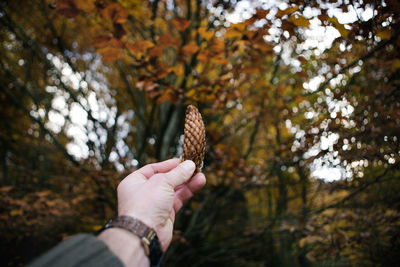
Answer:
[{"left": 181, "top": 160, "right": 195, "bottom": 172}]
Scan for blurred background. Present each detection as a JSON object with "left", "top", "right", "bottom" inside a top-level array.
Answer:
[{"left": 0, "top": 0, "right": 399, "bottom": 266}]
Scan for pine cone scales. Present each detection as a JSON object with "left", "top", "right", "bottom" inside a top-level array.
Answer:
[{"left": 182, "top": 105, "right": 206, "bottom": 173}]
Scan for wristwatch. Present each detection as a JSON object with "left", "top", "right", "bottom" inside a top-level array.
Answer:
[{"left": 101, "top": 215, "right": 164, "bottom": 266}]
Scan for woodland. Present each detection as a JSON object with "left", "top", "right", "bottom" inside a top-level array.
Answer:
[{"left": 0, "top": 0, "right": 399, "bottom": 266}]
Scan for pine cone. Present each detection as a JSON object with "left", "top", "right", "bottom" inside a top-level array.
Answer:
[{"left": 182, "top": 105, "right": 206, "bottom": 173}]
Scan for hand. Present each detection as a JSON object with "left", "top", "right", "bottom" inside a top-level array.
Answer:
[{"left": 117, "top": 158, "right": 206, "bottom": 251}]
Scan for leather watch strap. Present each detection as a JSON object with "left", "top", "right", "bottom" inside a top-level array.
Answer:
[{"left": 101, "top": 215, "right": 163, "bottom": 266}]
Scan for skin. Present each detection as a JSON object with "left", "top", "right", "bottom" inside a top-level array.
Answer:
[{"left": 98, "top": 159, "right": 206, "bottom": 266}]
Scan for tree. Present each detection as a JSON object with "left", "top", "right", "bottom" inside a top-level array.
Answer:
[{"left": 0, "top": 0, "right": 399, "bottom": 266}]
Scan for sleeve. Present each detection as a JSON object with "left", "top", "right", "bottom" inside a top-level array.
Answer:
[{"left": 28, "top": 234, "right": 124, "bottom": 267}]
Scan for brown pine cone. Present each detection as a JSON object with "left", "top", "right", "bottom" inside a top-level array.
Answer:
[{"left": 182, "top": 105, "right": 206, "bottom": 173}]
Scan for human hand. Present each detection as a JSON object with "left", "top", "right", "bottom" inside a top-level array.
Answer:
[{"left": 117, "top": 158, "right": 206, "bottom": 251}]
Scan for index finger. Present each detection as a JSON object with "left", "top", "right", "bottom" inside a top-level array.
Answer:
[{"left": 135, "top": 158, "right": 181, "bottom": 179}]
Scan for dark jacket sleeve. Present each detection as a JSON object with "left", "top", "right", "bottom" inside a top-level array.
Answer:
[{"left": 28, "top": 234, "right": 124, "bottom": 267}]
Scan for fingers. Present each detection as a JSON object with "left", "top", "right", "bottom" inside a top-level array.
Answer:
[
  {"left": 173, "top": 172, "right": 206, "bottom": 212},
  {"left": 164, "top": 160, "right": 195, "bottom": 188},
  {"left": 135, "top": 158, "right": 180, "bottom": 179},
  {"left": 177, "top": 172, "right": 206, "bottom": 198}
]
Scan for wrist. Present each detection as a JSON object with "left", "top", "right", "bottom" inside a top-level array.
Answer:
[
  {"left": 98, "top": 228, "right": 149, "bottom": 267},
  {"left": 100, "top": 215, "right": 164, "bottom": 266}
]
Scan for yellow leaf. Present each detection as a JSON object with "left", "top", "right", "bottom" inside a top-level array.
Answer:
[
  {"left": 97, "top": 46, "right": 122, "bottom": 62},
  {"left": 232, "top": 22, "right": 246, "bottom": 31},
  {"left": 276, "top": 6, "right": 299, "bottom": 18},
  {"left": 154, "top": 18, "right": 168, "bottom": 32},
  {"left": 220, "top": 73, "right": 231, "bottom": 81},
  {"left": 198, "top": 27, "right": 213, "bottom": 40},
  {"left": 92, "top": 225, "right": 102, "bottom": 231},
  {"left": 211, "top": 57, "right": 228, "bottom": 65},
  {"left": 172, "top": 18, "right": 191, "bottom": 31},
  {"left": 186, "top": 88, "right": 197, "bottom": 98},
  {"left": 182, "top": 42, "right": 199, "bottom": 56},
  {"left": 329, "top": 17, "right": 349, "bottom": 38},
  {"left": 376, "top": 28, "right": 391, "bottom": 40},
  {"left": 157, "top": 89, "right": 173, "bottom": 104},
  {"left": 10, "top": 209, "right": 23, "bottom": 216},
  {"left": 127, "top": 40, "right": 154, "bottom": 55},
  {"left": 169, "top": 65, "right": 184, "bottom": 76},
  {"left": 242, "top": 66, "right": 260, "bottom": 74},
  {"left": 73, "top": 0, "right": 95, "bottom": 12},
  {"left": 290, "top": 14, "right": 310, "bottom": 27},
  {"left": 299, "top": 237, "right": 307, "bottom": 248},
  {"left": 283, "top": 6, "right": 299, "bottom": 15},
  {"left": 225, "top": 28, "right": 242, "bottom": 39},
  {"left": 391, "top": 59, "right": 400, "bottom": 71}
]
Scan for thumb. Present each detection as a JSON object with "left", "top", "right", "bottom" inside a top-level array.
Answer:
[{"left": 164, "top": 160, "right": 195, "bottom": 188}]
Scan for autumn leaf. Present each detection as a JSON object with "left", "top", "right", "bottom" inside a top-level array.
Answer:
[
  {"left": 198, "top": 27, "right": 213, "bottom": 40},
  {"left": 127, "top": 40, "right": 154, "bottom": 55},
  {"left": 210, "top": 38, "right": 225, "bottom": 53},
  {"left": 156, "top": 89, "right": 174, "bottom": 104},
  {"left": 172, "top": 17, "right": 191, "bottom": 31},
  {"left": 73, "top": 0, "right": 95, "bottom": 12},
  {"left": 241, "top": 66, "right": 261, "bottom": 74},
  {"left": 376, "top": 28, "right": 391, "bottom": 40},
  {"left": 169, "top": 64, "right": 184, "bottom": 76},
  {"left": 97, "top": 46, "right": 122, "bottom": 62},
  {"left": 299, "top": 237, "right": 308, "bottom": 248},
  {"left": 391, "top": 59, "right": 400, "bottom": 71},
  {"left": 197, "top": 51, "right": 210, "bottom": 63},
  {"left": 92, "top": 35, "right": 112, "bottom": 47},
  {"left": 225, "top": 28, "right": 242, "bottom": 39},
  {"left": 0, "top": 186, "right": 13, "bottom": 193},
  {"left": 254, "top": 8, "right": 270, "bottom": 19},
  {"left": 92, "top": 225, "right": 102, "bottom": 231},
  {"left": 318, "top": 13, "right": 330, "bottom": 24},
  {"left": 148, "top": 46, "right": 164, "bottom": 57},
  {"left": 290, "top": 14, "right": 310, "bottom": 27},
  {"left": 182, "top": 42, "right": 199, "bottom": 56},
  {"left": 211, "top": 56, "right": 228, "bottom": 65},
  {"left": 56, "top": 0, "right": 79, "bottom": 18},
  {"left": 329, "top": 17, "right": 349, "bottom": 38},
  {"left": 159, "top": 34, "right": 176, "bottom": 47},
  {"left": 108, "top": 38, "right": 124, "bottom": 48},
  {"left": 276, "top": 6, "right": 299, "bottom": 18},
  {"left": 10, "top": 209, "right": 24, "bottom": 216},
  {"left": 100, "top": 3, "right": 128, "bottom": 24},
  {"left": 231, "top": 22, "right": 246, "bottom": 31}
]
